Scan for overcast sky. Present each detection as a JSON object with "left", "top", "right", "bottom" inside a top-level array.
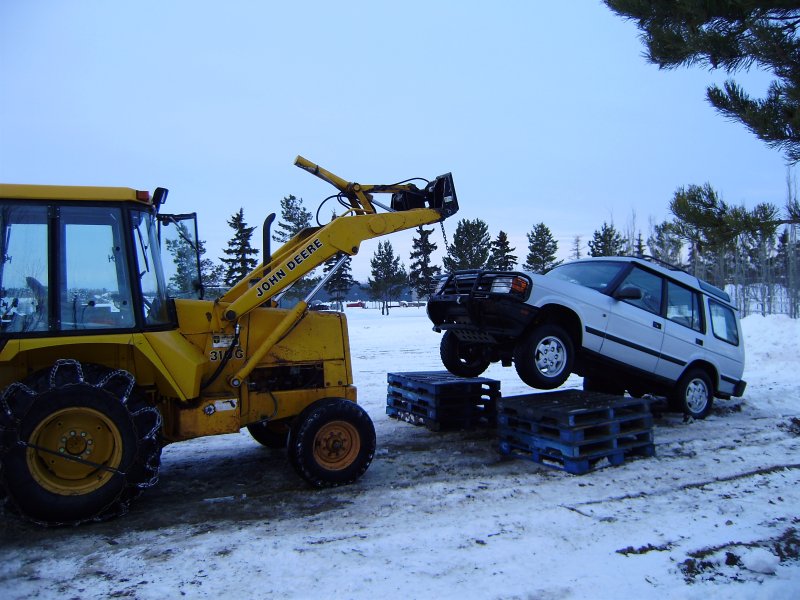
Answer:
[{"left": 1, "top": 1, "right": 794, "bottom": 280}]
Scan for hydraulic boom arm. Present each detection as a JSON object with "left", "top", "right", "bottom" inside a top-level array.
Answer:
[{"left": 219, "top": 156, "right": 459, "bottom": 322}]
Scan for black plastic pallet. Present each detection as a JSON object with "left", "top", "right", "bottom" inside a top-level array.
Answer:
[
  {"left": 386, "top": 371, "right": 500, "bottom": 431},
  {"left": 388, "top": 371, "right": 501, "bottom": 400},
  {"left": 386, "top": 405, "right": 493, "bottom": 432},
  {"left": 387, "top": 391, "right": 494, "bottom": 420}
]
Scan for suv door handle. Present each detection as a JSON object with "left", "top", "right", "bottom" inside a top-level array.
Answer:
[
  {"left": 696, "top": 338, "right": 703, "bottom": 346},
  {"left": 653, "top": 321, "right": 662, "bottom": 330}
]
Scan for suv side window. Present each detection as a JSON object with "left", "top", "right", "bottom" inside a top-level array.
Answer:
[
  {"left": 666, "top": 280, "right": 703, "bottom": 332},
  {"left": 709, "top": 300, "right": 740, "bottom": 345},
  {"left": 618, "top": 266, "right": 663, "bottom": 315}
]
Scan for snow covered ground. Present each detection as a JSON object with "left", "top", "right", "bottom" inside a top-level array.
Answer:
[{"left": 1, "top": 309, "right": 799, "bottom": 599}]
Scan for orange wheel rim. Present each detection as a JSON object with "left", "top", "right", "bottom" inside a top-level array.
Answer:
[
  {"left": 26, "top": 407, "right": 123, "bottom": 495},
  {"left": 313, "top": 420, "right": 360, "bottom": 471}
]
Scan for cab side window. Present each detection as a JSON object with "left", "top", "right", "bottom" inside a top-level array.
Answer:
[
  {"left": 618, "top": 266, "right": 663, "bottom": 315},
  {"left": 666, "top": 280, "right": 703, "bottom": 331},
  {"left": 0, "top": 205, "right": 49, "bottom": 333},
  {"left": 60, "top": 206, "right": 135, "bottom": 330}
]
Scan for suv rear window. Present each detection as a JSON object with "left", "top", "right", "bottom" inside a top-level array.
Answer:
[{"left": 709, "top": 300, "right": 740, "bottom": 345}]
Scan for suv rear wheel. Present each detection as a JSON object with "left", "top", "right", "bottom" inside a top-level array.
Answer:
[
  {"left": 514, "top": 323, "right": 574, "bottom": 389},
  {"left": 672, "top": 368, "right": 713, "bottom": 419}
]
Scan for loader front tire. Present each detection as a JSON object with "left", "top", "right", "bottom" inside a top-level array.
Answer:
[
  {"left": 288, "top": 398, "right": 375, "bottom": 488},
  {"left": 0, "top": 360, "right": 162, "bottom": 525}
]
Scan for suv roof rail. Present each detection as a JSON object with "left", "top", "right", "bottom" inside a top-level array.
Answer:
[
  {"left": 638, "top": 254, "right": 688, "bottom": 274},
  {"left": 638, "top": 255, "right": 732, "bottom": 303}
]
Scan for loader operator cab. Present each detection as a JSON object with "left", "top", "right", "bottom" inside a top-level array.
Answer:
[{"left": 0, "top": 184, "right": 201, "bottom": 337}]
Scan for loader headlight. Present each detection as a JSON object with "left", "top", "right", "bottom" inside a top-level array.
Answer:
[{"left": 490, "top": 275, "right": 530, "bottom": 297}]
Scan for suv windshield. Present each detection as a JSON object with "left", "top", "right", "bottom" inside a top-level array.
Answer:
[{"left": 546, "top": 261, "right": 625, "bottom": 292}]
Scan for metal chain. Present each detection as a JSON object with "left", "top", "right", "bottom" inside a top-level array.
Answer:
[
  {"left": 0, "top": 361, "right": 163, "bottom": 525},
  {"left": 440, "top": 221, "right": 451, "bottom": 264}
]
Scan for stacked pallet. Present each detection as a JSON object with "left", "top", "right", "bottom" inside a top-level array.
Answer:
[
  {"left": 497, "top": 390, "right": 655, "bottom": 474},
  {"left": 386, "top": 371, "right": 500, "bottom": 431}
]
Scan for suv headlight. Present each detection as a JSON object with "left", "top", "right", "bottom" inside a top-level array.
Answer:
[
  {"left": 433, "top": 275, "right": 449, "bottom": 295},
  {"left": 490, "top": 275, "right": 530, "bottom": 296}
]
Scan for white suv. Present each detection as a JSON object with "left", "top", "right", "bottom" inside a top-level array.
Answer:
[{"left": 427, "top": 257, "right": 746, "bottom": 419}]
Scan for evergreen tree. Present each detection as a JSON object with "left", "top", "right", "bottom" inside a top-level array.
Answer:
[
  {"left": 165, "top": 222, "right": 202, "bottom": 298},
  {"left": 164, "top": 221, "right": 224, "bottom": 298},
  {"left": 408, "top": 225, "right": 441, "bottom": 299},
  {"left": 220, "top": 208, "right": 259, "bottom": 288},
  {"left": 273, "top": 194, "right": 312, "bottom": 244},
  {"left": 647, "top": 220, "right": 683, "bottom": 267},
  {"left": 323, "top": 253, "right": 354, "bottom": 309},
  {"left": 442, "top": 218, "right": 491, "bottom": 272},
  {"left": 524, "top": 223, "right": 560, "bottom": 273},
  {"left": 634, "top": 232, "right": 646, "bottom": 257},
  {"left": 202, "top": 259, "right": 224, "bottom": 289},
  {"left": 605, "top": 1, "right": 800, "bottom": 162},
  {"left": 487, "top": 231, "right": 518, "bottom": 271},
  {"left": 368, "top": 241, "right": 407, "bottom": 315},
  {"left": 588, "top": 222, "right": 624, "bottom": 257},
  {"left": 571, "top": 235, "right": 582, "bottom": 260},
  {"left": 274, "top": 203, "right": 323, "bottom": 304}
]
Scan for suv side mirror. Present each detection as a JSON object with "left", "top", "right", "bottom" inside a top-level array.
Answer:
[{"left": 614, "top": 285, "right": 643, "bottom": 300}]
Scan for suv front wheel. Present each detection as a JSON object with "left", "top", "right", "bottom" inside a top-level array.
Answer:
[
  {"left": 672, "top": 368, "right": 714, "bottom": 419},
  {"left": 514, "top": 323, "right": 574, "bottom": 389},
  {"left": 440, "top": 330, "right": 491, "bottom": 378}
]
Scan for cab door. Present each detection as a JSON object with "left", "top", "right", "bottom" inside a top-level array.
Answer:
[
  {"left": 601, "top": 265, "right": 665, "bottom": 373},
  {"left": 158, "top": 213, "right": 203, "bottom": 299}
]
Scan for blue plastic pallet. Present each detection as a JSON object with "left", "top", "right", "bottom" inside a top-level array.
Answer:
[
  {"left": 497, "top": 390, "right": 655, "bottom": 474},
  {"left": 498, "top": 427, "right": 654, "bottom": 460},
  {"left": 498, "top": 439, "right": 656, "bottom": 475},
  {"left": 498, "top": 390, "right": 651, "bottom": 428},
  {"left": 496, "top": 412, "right": 653, "bottom": 444}
]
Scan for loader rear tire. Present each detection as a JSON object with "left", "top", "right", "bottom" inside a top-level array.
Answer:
[
  {"left": 288, "top": 398, "right": 375, "bottom": 488},
  {"left": 0, "top": 360, "right": 162, "bottom": 526},
  {"left": 247, "top": 418, "right": 290, "bottom": 449}
]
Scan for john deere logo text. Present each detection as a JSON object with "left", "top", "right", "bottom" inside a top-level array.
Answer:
[{"left": 256, "top": 239, "right": 324, "bottom": 298}]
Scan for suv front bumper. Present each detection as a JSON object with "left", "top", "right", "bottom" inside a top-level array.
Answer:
[{"left": 427, "top": 294, "right": 538, "bottom": 343}]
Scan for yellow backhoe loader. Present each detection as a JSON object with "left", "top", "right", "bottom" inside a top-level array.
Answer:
[{"left": 0, "top": 156, "right": 458, "bottom": 525}]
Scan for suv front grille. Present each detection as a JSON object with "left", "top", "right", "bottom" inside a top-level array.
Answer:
[{"left": 437, "top": 271, "right": 525, "bottom": 297}]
